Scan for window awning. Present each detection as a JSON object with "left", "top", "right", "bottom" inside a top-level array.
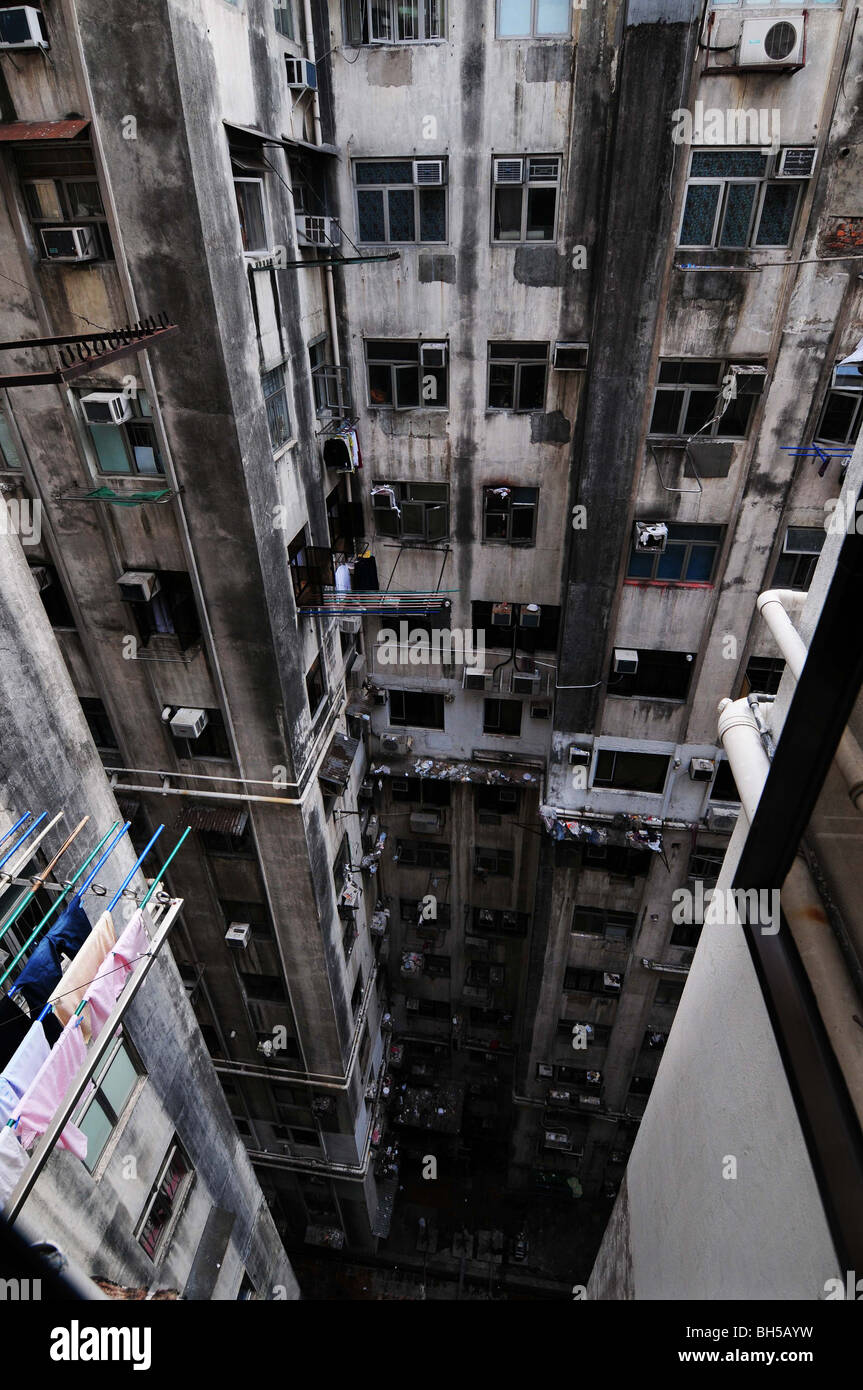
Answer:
[
  {"left": 183, "top": 806, "right": 249, "bottom": 836},
  {"left": 223, "top": 120, "right": 283, "bottom": 147},
  {"left": 319, "top": 732, "right": 360, "bottom": 794},
  {"left": 281, "top": 133, "right": 340, "bottom": 157},
  {"left": 0, "top": 119, "right": 90, "bottom": 142}
]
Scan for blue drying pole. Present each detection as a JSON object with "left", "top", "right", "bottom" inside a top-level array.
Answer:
[
  {"left": 0, "top": 812, "right": 46, "bottom": 873},
  {"left": 107, "top": 825, "right": 165, "bottom": 912},
  {"left": 0, "top": 814, "right": 33, "bottom": 854},
  {"left": 78, "top": 820, "right": 132, "bottom": 898}
]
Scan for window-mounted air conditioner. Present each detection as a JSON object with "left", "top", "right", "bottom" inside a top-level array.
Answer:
[
  {"left": 413, "top": 160, "right": 445, "bottom": 185},
  {"left": 170, "top": 707, "right": 208, "bottom": 740},
  {"left": 40, "top": 226, "right": 97, "bottom": 262},
  {"left": 569, "top": 744, "right": 591, "bottom": 765},
  {"left": 689, "top": 757, "right": 715, "bottom": 782},
  {"left": 738, "top": 17, "right": 805, "bottom": 70},
  {"left": 338, "top": 615, "right": 362, "bottom": 635},
  {"left": 420, "top": 341, "right": 447, "bottom": 368},
  {"left": 0, "top": 7, "right": 47, "bottom": 49},
  {"left": 225, "top": 922, "right": 251, "bottom": 949},
  {"left": 380, "top": 732, "right": 409, "bottom": 755},
  {"left": 463, "top": 669, "right": 492, "bottom": 691},
  {"left": 80, "top": 392, "right": 133, "bottom": 426},
  {"left": 706, "top": 805, "right": 740, "bottom": 832},
  {"left": 613, "top": 649, "right": 638, "bottom": 676},
  {"left": 728, "top": 364, "right": 767, "bottom": 396},
  {"left": 116, "top": 570, "right": 160, "bottom": 603},
  {"left": 633, "top": 521, "right": 668, "bottom": 553},
  {"left": 494, "top": 157, "right": 524, "bottom": 184},
  {"left": 295, "top": 215, "right": 341, "bottom": 248},
  {"left": 410, "top": 810, "right": 442, "bottom": 834},
  {"left": 519, "top": 603, "right": 542, "bottom": 628},
  {"left": 491, "top": 601, "right": 513, "bottom": 627},
  {"left": 553, "top": 342, "right": 589, "bottom": 371},
  {"left": 603, "top": 973, "right": 621, "bottom": 992},
  {"left": 285, "top": 56, "right": 317, "bottom": 90},
  {"left": 498, "top": 790, "right": 517, "bottom": 805},
  {"left": 775, "top": 146, "right": 816, "bottom": 179},
  {"left": 510, "top": 669, "right": 541, "bottom": 695}
]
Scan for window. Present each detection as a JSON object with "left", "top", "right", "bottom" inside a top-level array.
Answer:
[
  {"left": 345, "top": 0, "right": 446, "bottom": 43},
  {"left": 423, "top": 954, "right": 450, "bottom": 978},
  {"left": 688, "top": 845, "right": 725, "bottom": 884},
  {"left": 238, "top": 970, "right": 288, "bottom": 1002},
  {"left": 679, "top": 150, "right": 802, "bottom": 249},
  {"left": 372, "top": 481, "right": 449, "bottom": 541},
  {"left": 274, "top": 0, "right": 295, "bottom": 37},
  {"left": 649, "top": 360, "right": 759, "bottom": 439},
  {"left": 29, "top": 561, "right": 74, "bottom": 629},
  {"left": 121, "top": 571, "right": 201, "bottom": 651},
  {"left": 492, "top": 155, "right": 560, "bottom": 243},
  {"left": 472, "top": 601, "right": 560, "bottom": 653},
  {"left": 305, "top": 652, "right": 326, "bottom": 716},
  {"left": 742, "top": 656, "right": 785, "bottom": 696},
  {"left": 627, "top": 523, "right": 723, "bottom": 584},
  {"left": 815, "top": 364, "right": 863, "bottom": 446},
  {"left": 610, "top": 650, "right": 695, "bottom": 701},
  {"left": 772, "top": 527, "right": 825, "bottom": 591},
  {"left": 355, "top": 160, "right": 447, "bottom": 244},
  {"left": 487, "top": 344, "right": 548, "bottom": 411},
  {"left": 81, "top": 697, "right": 119, "bottom": 754},
  {"left": 483, "top": 698, "right": 523, "bottom": 736},
  {"left": 170, "top": 707, "right": 232, "bottom": 761},
  {"left": 365, "top": 340, "right": 447, "bottom": 408},
  {"left": 342, "top": 915, "right": 358, "bottom": 961},
  {"left": 351, "top": 969, "right": 364, "bottom": 1016},
  {"left": 137, "top": 1141, "right": 193, "bottom": 1261},
  {"left": 496, "top": 0, "right": 571, "bottom": 37},
  {"left": 474, "top": 847, "right": 514, "bottom": 877},
  {"left": 571, "top": 906, "right": 637, "bottom": 941},
  {"left": 262, "top": 364, "right": 292, "bottom": 451},
  {"left": 482, "top": 487, "right": 539, "bottom": 545},
  {"left": 0, "top": 406, "right": 22, "bottom": 471},
  {"left": 467, "top": 962, "right": 506, "bottom": 987},
  {"left": 82, "top": 390, "right": 164, "bottom": 476},
  {"left": 471, "top": 906, "right": 529, "bottom": 937},
  {"left": 671, "top": 918, "right": 702, "bottom": 949},
  {"left": 196, "top": 808, "right": 253, "bottom": 858},
  {"left": 77, "top": 1040, "right": 143, "bottom": 1172},
  {"left": 16, "top": 141, "right": 113, "bottom": 260},
  {"left": 710, "top": 759, "right": 740, "bottom": 803},
  {"left": 556, "top": 1023, "right": 611, "bottom": 1046},
  {"left": 578, "top": 842, "right": 652, "bottom": 877},
  {"left": 593, "top": 749, "right": 669, "bottom": 794},
  {"left": 392, "top": 777, "right": 450, "bottom": 806},
  {"left": 234, "top": 178, "right": 268, "bottom": 253},
  {"left": 402, "top": 898, "right": 451, "bottom": 926},
  {"left": 475, "top": 785, "right": 521, "bottom": 817},
  {"left": 655, "top": 980, "right": 684, "bottom": 1006},
  {"left": 389, "top": 689, "right": 445, "bottom": 728},
  {"left": 563, "top": 968, "right": 619, "bottom": 994},
  {"left": 309, "top": 337, "right": 352, "bottom": 418},
  {"left": 396, "top": 840, "right": 451, "bottom": 869},
  {"left": 220, "top": 899, "right": 273, "bottom": 940}
]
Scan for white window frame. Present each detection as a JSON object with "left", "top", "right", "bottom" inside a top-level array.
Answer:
[
  {"left": 815, "top": 364, "right": 863, "bottom": 446},
  {"left": 678, "top": 150, "right": 803, "bottom": 250},
  {"left": 354, "top": 158, "right": 448, "bottom": 246},
  {"left": 358, "top": 0, "right": 446, "bottom": 42},
  {"left": 491, "top": 155, "right": 561, "bottom": 245},
  {"left": 233, "top": 176, "right": 270, "bottom": 256},
  {"left": 496, "top": 0, "right": 572, "bottom": 38}
]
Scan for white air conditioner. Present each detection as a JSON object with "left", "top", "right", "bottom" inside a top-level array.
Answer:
[
  {"left": 775, "top": 146, "right": 816, "bottom": 179},
  {"left": 420, "top": 341, "right": 447, "bottom": 368},
  {"left": 170, "top": 707, "right": 208, "bottom": 740},
  {"left": 410, "top": 810, "right": 441, "bottom": 834},
  {"left": 519, "top": 603, "right": 542, "bottom": 628},
  {"left": 40, "top": 226, "right": 97, "bottom": 262},
  {"left": 689, "top": 757, "right": 716, "bottom": 782},
  {"left": 491, "top": 602, "right": 513, "bottom": 627},
  {"left": 738, "top": 17, "right": 805, "bottom": 70},
  {"left": 633, "top": 521, "right": 668, "bottom": 553},
  {"left": 463, "top": 669, "right": 492, "bottom": 691},
  {"left": 569, "top": 744, "right": 590, "bottom": 765},
  {"left": 338, "top": 615, "right": 362, "bottom": 634},
  {"left": 613, "top": 649, "right": 638, "bottom": 676},
  {"left": 0, "top": 7, "right": 47, "bottom": 48},
  {"left": 706, "top": 805, "right": 740, "bottom": 832},
  {"left": 413, "top": 160, "right": 445, "bottom": 185},
  {"left": 553, "top": 342, "right": 589, "bottom": 371},
  {"left": 510, "top": 669, "right": 541, "bottom": 695},
  {"left": 494, "top": 157, "right": 524, "bottom": 184},
  {"left": 728, "top": 364, "right": 767, "bottom": 396},
  {"left": 116, "top": 570, "right": 160, "bottom": 603},
  {"left": 285, "top": 56, "right": 317, "bottom": 90},
  {"left": 380, "top": 732, "right": 409, "bottom": 755},
  {"left": 225, "top": 922, "right": 251, "bottom": 949},
  {"left": 603, "top": 973, "right": 621, "bottom": 992},
  {"left": 295, "top": 215, "right": 341, "bottom": 248},
  {"left": 80, "top": 392, "right": 133, "bottom": 426}
]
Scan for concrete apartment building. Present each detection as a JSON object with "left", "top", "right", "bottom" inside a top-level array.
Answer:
[{"left": 0, "top": 0, "right": 861, "bottom": 1265}]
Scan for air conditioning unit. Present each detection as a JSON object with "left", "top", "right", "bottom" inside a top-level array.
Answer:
[
  {"left": 494, "top": 157, "right": 524, "bottom": 184},
  {"left": 413, "top": 160, "right": 445, "bottom": 185},
  {"left": 116, "top": 570, "right": 160, "bottom": 603},
  {"left": 295, "top": 215, "right": 341, "bottom": 248},
  {"left": 633, "top": 521, "right": 668, "bottom": 553},
  {"left": 0, "top": 6, "right": 47, "bottom": 48},
  {"left": 603, "top": 973, "right": 621, "bottom": 993},
  {"left": 225, "top": 922, "right": 251, "bottom": 949},
  {"left": 569, "top": 744, "right": 591, "bottom": 765},
  {"left": 510, "top": 669, "right": 541, "bottom": 695},
  {"left": 420, "top": 341, "right": 447, "bottom": 368},
  {"left": 519, "top": 603, "right": 542, "bottom": 628},
  {"left": 380, "top": 732, "right": 409, "bottom": 756},
  {"left": 285, "top": 56, "right": 317, "bottom": 90},
  {"left": 613, "top": 649, "right": 638, "bottom": 676},
  {"left": 738, "top": 17, "right": 805, "bottom": 70},
  {"left": 491, "top": 602, "right": 513, "bottom": 627},
  {"left": 80, "top": 392, "right": 133, "bottom": 426},
  {"left": 29, "top": 565, "right": 50, "bottom": 591},
  {"left": 775, "top": 146, "right": 816, "bottom": 179},
  {"left": 728, "top": 364, "right": 767, "bottom": 396},
  {"left": 170, "top": 707, "right": 208, "bottom": 740},
  {"left": 553, "top": 342, "right": 589, "bottom": 371},
  {"left": 40, "top": 226, "right": 97, "bottom": 262},
  {"left": 463, "top": 669, "right": 492, "bottom": 691},
  {"left": 706, "top": 805, "right": 740, "bottom": 833},
  {"left": 689, "top": 757, "right": 716, "bottom": 782},
  {"left": 347, "top": 653, "right": 367, "bottom": 689},
  {"left": 338, "top": 615, "right": 362, "bottom": 635},
  {"left": 409, "top": 811, "right": 441, "bottom": 834}
]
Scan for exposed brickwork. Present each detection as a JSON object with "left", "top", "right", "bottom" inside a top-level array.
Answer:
[{"left": 821, "top": 217, "right": 863, "bottom": 253}]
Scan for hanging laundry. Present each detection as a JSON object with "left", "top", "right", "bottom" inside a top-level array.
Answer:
[
  {"left": 352, "top": 555, "right": 379, "bottom": 591},
  {"left": 11, "top": 1018, "right": 93, "bottom": 1160},
  {"left": 48, "top": 910, "right": 116, "bottom": 1027},
  {"left": 0, "top": 1125, "right": 28, "bottom": 1210},
  {"left": 0, "top": 996, "right": 32, "bottom": 1071},
  {"left": 11, "top": 935, "right": 64, "bottom": 1015},
  {"left": 322, "top": 428, "right": 362, "bottom": 473},
  {"left": 0, "top": 1021, "right": 51, "bottom": 1127},
  {"left": 45, "top": 893, "right": 92, "bottom": 959},
  {"left": 370, "top": 484, "right": 401, "bottom": 515},
  {"left": 84, "top": 910, "right": 151, "bottom": 1041},
  {"left": 334, "top": 563, "right": 351, "bottom": 592}
]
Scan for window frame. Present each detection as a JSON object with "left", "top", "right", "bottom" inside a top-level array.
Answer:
[
  {"left": 80, "top": 389, "right": 165, "bottom": 478},
  {"left": 592, "top": 748, "right": 670, "bottom": 794},
  {"left": 648, "top": 359, "right": 760, "bottom": 440},
  {"left": 233, "top": 176, "right": 270, "bottom": 255},
  {"left": 814, "top": 365, "right": 863, "bottom": 447},
  {"left": 75, "top": 1036, "right": 144, "bottom": 1174},
  {"left": 0, "top": 403, "right": 24, "bottom": 472},
  {"left": 626, "top": 522, "right": 724, "bottom": 585},
  {"left": 305, "top": 651, "right": 327, "bottom": 717},
  {"left": 354, "top": 158, "right": 448, "bottom": 246},
  {"left": 491, "top": 154, "right": 561, "bottom": 244},
  {"left": 389, "top": 688, "right": 446, "bottom": 728},
  {"left": 261, "top": 363, "right": 293, "bottom": 453},
  {"left": 136, "top": 1139, "right": 194, "bottom": 1262},
  {"left": 365, "top": 339, "right": 448, "bottom": 410},
  {"left": 347, "top": 0, "right": 447, "bottom": 43},
  {"left": 772, "top": 526, "right": 825, "bottom": 592},
  {"left": 495, "top": 0, "right": 572, "bottom": 38},
  {"left": 481, "top": 485, "right": 539, "bottom": 544},
  {"left": 274, "top": 0, "right": 296, "bottom": 38},
  {"left": 486, "top": 343, "right": 549, "bottom": 412},
  {"left": 372, "top": 480, "right": 450, "bottom": 541},
  {"left": 677, "top": 149, "right": 803, "bottom": 251}
]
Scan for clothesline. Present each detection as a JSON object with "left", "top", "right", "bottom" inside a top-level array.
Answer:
[{"left": 0, "top": 953, "right": 151, "bottom": 1035}]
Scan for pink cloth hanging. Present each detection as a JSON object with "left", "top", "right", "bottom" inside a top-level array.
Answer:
[
  {"left": 48, "top": 910, "right": 116, "bottom": 1027},
  {"left": 85, "top": 910, "right": 151, "bottom": 1041},
  {"left": 10, "top": 1019, "right": 92, "bottom": 1161}
]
